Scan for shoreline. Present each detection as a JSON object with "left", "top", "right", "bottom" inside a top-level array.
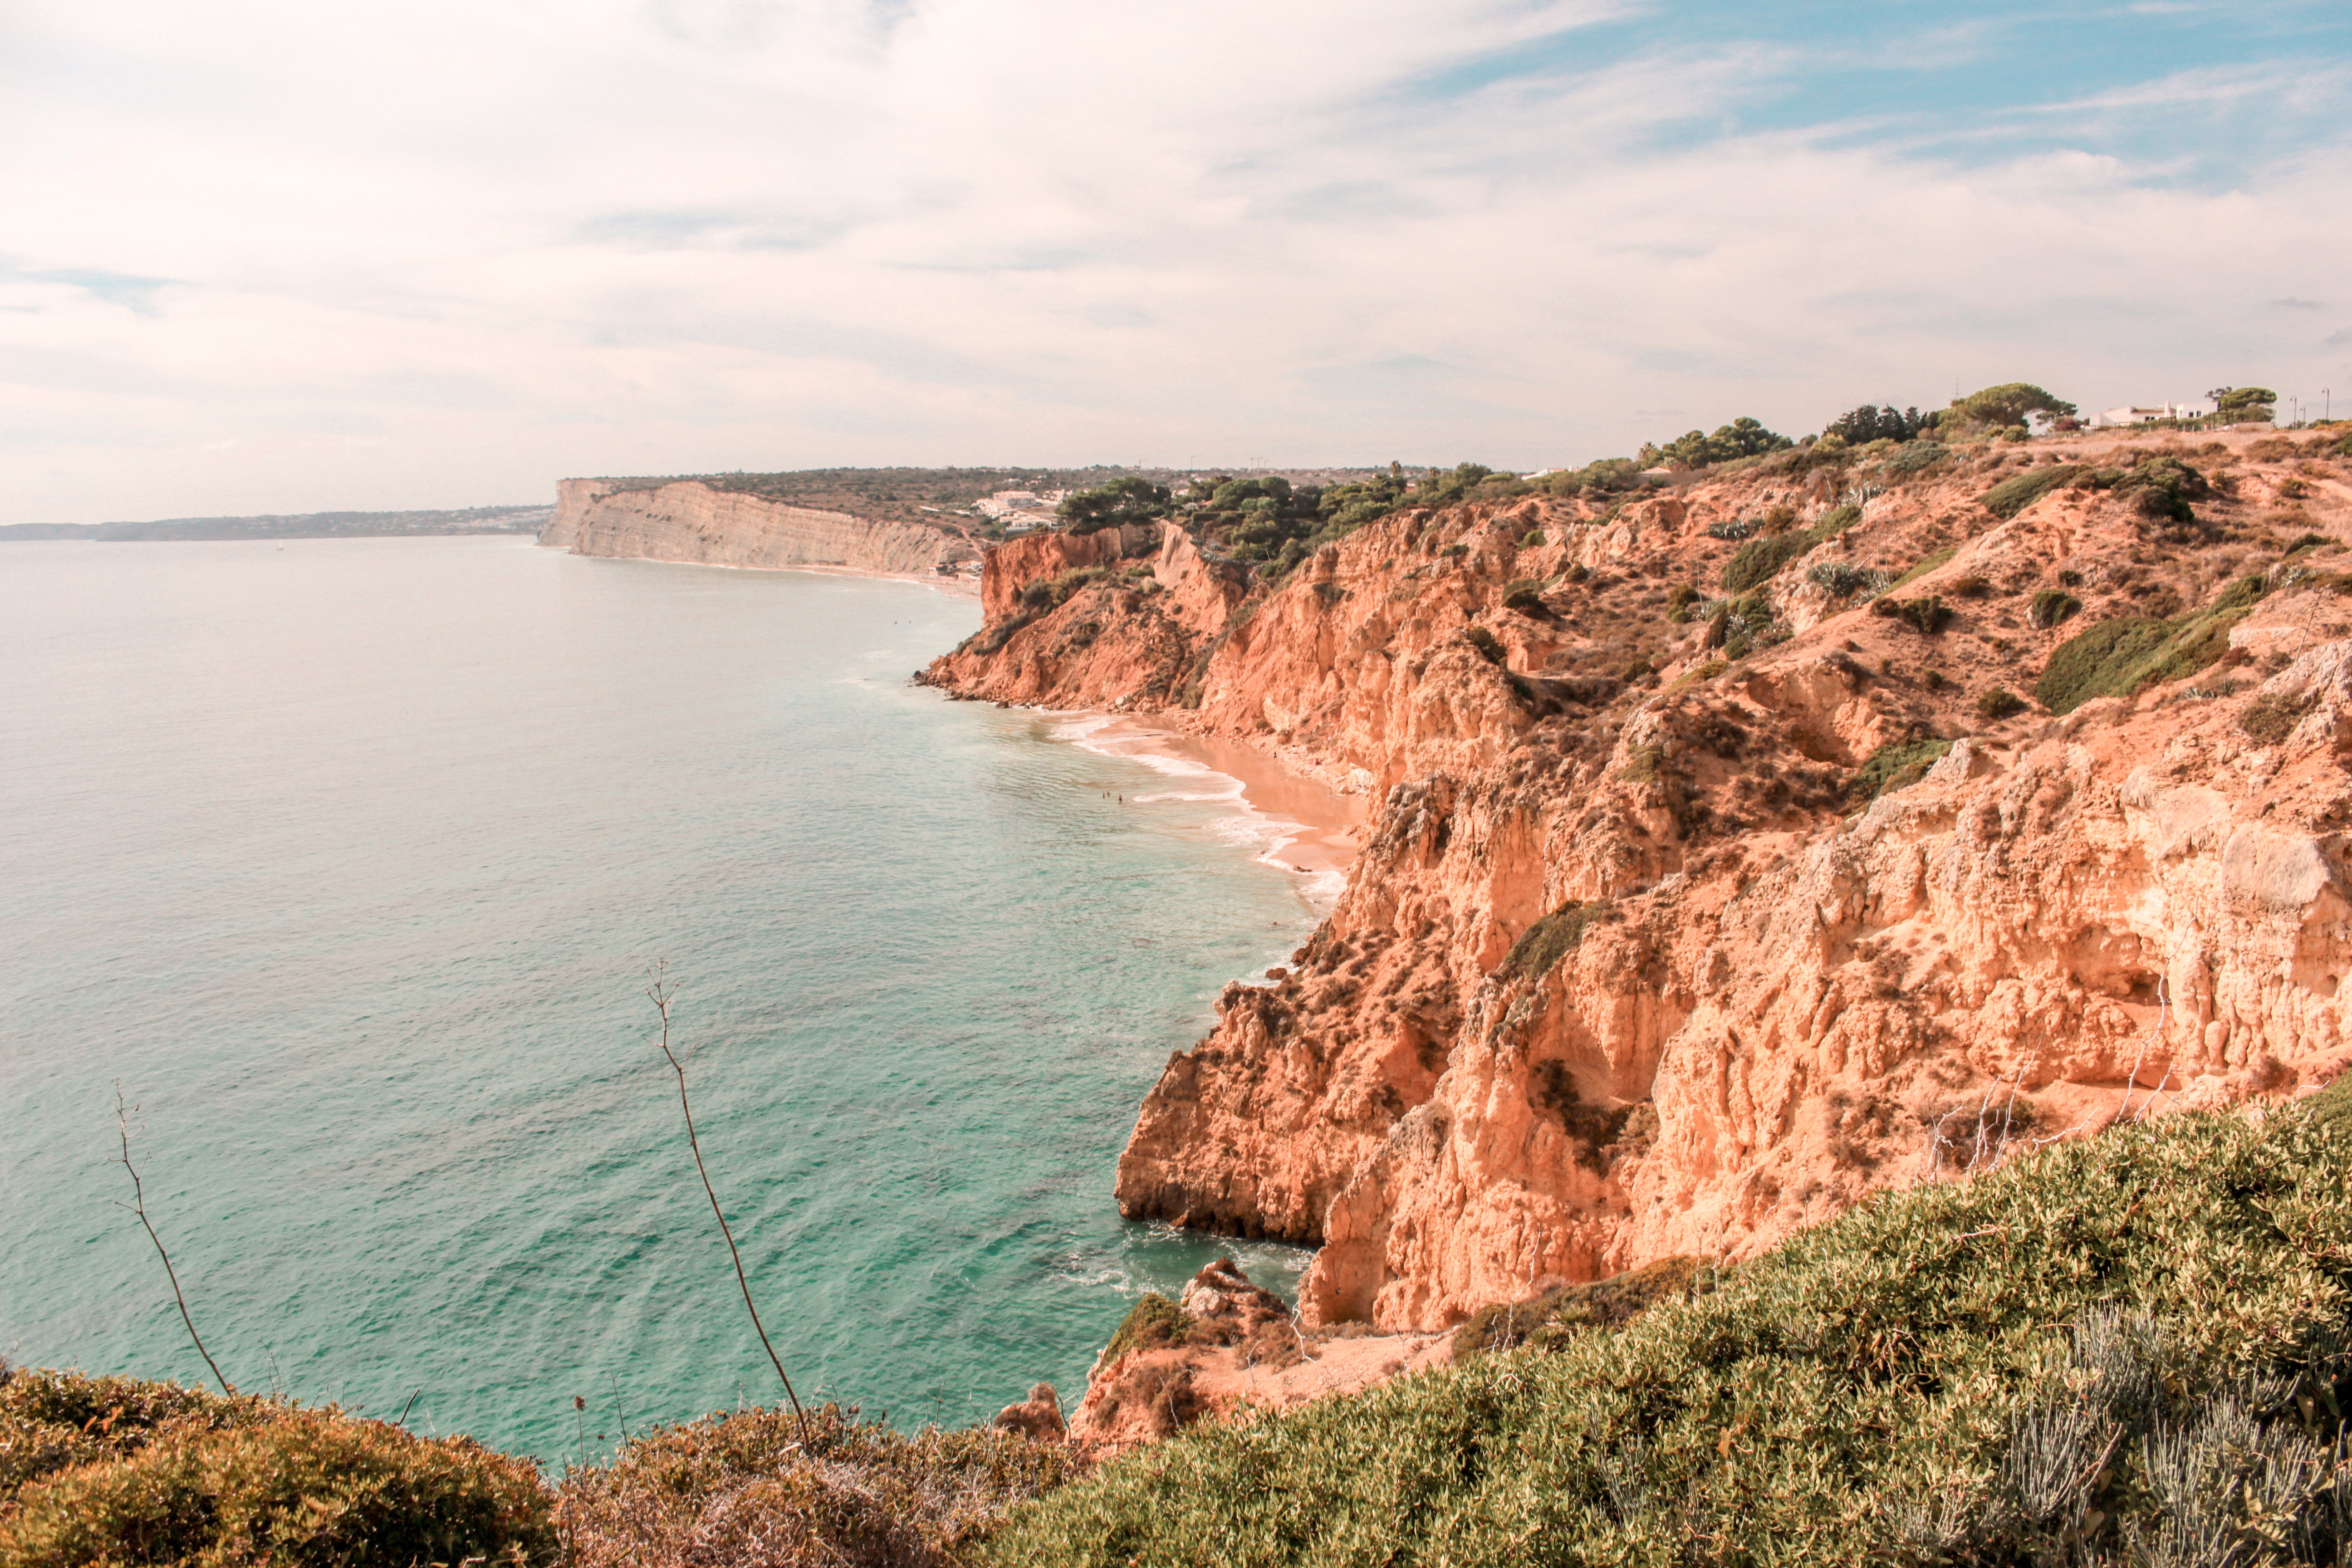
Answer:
[
  {"left": 541, "top": 536, "right": 984, "bottom": 598},
  {"left": 1042, "top": 711, "right": 1368, "bottom": 906}
]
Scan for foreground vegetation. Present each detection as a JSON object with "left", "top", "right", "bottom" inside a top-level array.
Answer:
[
  {"left": 0, "top": 1377, "right": 1071, "bottom": 1568},
  {"left": 17, "top": 1083, "right": 2352, "bottom": 1565},
  {"left": 988, "top": 1083, "right": 2352, "bottom": 1566},
  {"left": 0, "top": 1371, "right": 553, "bottom": 1566}
]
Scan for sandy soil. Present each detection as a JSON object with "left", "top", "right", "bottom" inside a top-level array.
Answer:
[{"left": 1218, "top": 1328, "right": 1454, "bottom": 1411}]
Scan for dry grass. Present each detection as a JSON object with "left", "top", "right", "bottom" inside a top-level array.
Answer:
[{"left": 560, "top": 1403, "right": 1080, "bottom": 1568}]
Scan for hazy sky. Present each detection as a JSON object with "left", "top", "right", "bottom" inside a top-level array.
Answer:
[{"left": 4, "top": 0, "right": 2348, "bottom": 521}]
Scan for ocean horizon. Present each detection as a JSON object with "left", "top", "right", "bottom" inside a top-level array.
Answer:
[{"left": 0, "top": 534, "right": 1324, "bottom": 1462}]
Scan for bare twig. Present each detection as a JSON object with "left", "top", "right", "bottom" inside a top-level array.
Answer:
[
  {"left": 646, "top": 963, "right": 808, "bottom": 1438},
  {"left": 396, "top": 1387, "right": 422, "bottom": 1428},
  {"left": 1989, "top": 1054, "right": 2035, "bottom": 1166},
  {"left": 111, "top": 1084, "right": 234, "bottom": 1396},
  {"left": 1926, "top": 1107, "right": 1964, "bottom": 1178}
]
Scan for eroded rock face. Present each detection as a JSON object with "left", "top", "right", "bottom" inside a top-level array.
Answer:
[
  {"left": 540, "top": 479, "right": 980, "bottom": 581},
  {"left": 930, "top": 428, "right": 2352, "bottom": 1332}
]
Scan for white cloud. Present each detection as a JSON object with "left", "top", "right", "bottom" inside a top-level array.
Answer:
[{"left": 0, "top": 0, "right": 2347, "bottom": 522}]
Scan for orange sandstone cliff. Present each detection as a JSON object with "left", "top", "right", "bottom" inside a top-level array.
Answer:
[{"left": 925, "top": 428, "right": 2352, "bottom": 1332}]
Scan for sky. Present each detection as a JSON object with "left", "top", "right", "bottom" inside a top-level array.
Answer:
[{"left": 2, "top": 0, "right": 2349, "bottom": 522}]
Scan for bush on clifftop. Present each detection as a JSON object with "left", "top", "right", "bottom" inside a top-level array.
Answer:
[
  {"left": 985, "top": 1082, "right": 2352, "bottom": 1566},
  {"left": 2035, "top": 575, "right": 2265, "bottom": 714},
  {"left": 0, "top": 1370, "right": 554, "bottom": 1567}
]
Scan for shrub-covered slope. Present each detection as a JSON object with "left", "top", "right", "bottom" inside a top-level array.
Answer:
[
  {"left": 989, "top": 1085, "right": 2352, "bottom": 1566},
  {"left": 0, "top": 1371, "right": 553, "bottom": 1567}
]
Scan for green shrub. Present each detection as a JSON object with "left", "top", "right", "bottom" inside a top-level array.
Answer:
[
  {"left": 1885, "top": 544, "right": 1957, "bottom": 592},
  {"left": 1101, "top": 1294, "right": 1191, "bottom": 1363},
  {"left": 1812, "top": 503, "right": 1863, "bottom": 539},
  {"left": 1978, "top": 686, "right": 2027, "bottom": 720},
  {"left": 1871, "top": 595, "right": 1953, "bottom": 634},
  {"left": 1519, "top": 529, "right": 1545, "bottom": 549},
  {"left": 2028, "top": 588, "right": 2082, "bottom": 629},
  {"left": 1016, "top": 565, "right": 1112, "bottom": 615},
  {"left": 1849, "top": 735, "right": 1954, "bottom": 801},
  {"left": 1981, "top": 464, "right": 2085, "bottom": 519},
  {"left": 1462, "top": 626, "right": 1505, "bottom": 665},
  {"left": 1808, "top": 561, "right": 1889, "bottom": 599},
  {"left": 1882, "top": 441, "right": 1948, "bottom": 477},
  {"left": 1501, "top": 579, "right": 1548, "bottom": 616},
  {"left": 1665, "top": 584, "right": 1701, "bottom": 622},
  {"left": 1722, "top": 530, "right": 1813, "bottom": 593},
  {"left": 985, "top": 1093, "right": 2352, "bottom": 1567},
  {"left": 0, "top": 1372, "right": 553, "bottom": 1568},
  {"left": 1452, "top": 1256, "right": 1713, "bottom": 1360},
  {"left": 1722, "top": 506, "right": 1863, "bottom": 593},
  {"left": 1505, "top": 901, "right": 1609, "bottom": 980},
  {"left": 973, "top": 610, "right": 1039, "bottom": 655},
  {"left": 2082, "top": 456, "right": 2211, "bottom": 525},
  {"left": 568, "top": 1403, "right": 1076, "bottom": 1568},
  {"left": 2034, "top": 576, "right": 2265, "bottom": 714}
]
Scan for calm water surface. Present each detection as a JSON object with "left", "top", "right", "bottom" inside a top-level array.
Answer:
[{"left": 0, "top": 536, "right": 1316, "bottom": 1460}]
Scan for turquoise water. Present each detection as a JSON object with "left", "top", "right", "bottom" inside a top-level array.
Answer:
[{"left": 0, "top": 535, "right": 1317, "bottom": 1462}]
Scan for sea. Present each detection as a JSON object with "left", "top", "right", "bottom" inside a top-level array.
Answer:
[{"left": 0, "top": 534, "right": 1323, "bottom": 1464}]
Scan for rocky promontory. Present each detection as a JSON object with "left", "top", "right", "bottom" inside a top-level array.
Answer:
[{"left": 926, "top": 426, "right": 2352, "bottom": 1333}]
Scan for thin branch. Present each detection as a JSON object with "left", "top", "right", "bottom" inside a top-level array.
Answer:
[
  {"left": 1989, "top": 1054, "right": 2034, "bottom": 1166},
  {"left": 112, "top": 1084, "right": 234, "bottom": 1397},
  {"left": 647, "top": 963, "right": 808, "bottom": 1439}
]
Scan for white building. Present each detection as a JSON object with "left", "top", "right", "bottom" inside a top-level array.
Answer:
[
  {"left": 2087, "top": 402, "right": 2212, "bottom": 428},
  {"left": 976, "top": 489, "right": 1064, "bottom": 533}
]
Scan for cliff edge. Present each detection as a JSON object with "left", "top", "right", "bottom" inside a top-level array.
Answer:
[
  {"left": 541, "top": 477, "right": 983, "bottom": 586},
  {"left": 925, "top": 426, "right": 2352, "bottom": 1331}
]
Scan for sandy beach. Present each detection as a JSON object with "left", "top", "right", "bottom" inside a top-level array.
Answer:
[{"left": 1044, "top": 712, "right": 1369, "bottom": 902}]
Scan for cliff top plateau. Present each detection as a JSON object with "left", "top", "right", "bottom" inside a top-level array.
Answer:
[{"left": 572, "top": 464, "right": 1409, "bottom": 537}]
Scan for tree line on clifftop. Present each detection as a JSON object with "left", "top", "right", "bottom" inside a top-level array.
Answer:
[{"left": 1050, "top": 379, "right": 2307, "bottom": 584}]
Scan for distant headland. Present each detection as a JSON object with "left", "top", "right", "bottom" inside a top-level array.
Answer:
[{"left": 1, "top": 504, "right": 554, "bottom": 542}]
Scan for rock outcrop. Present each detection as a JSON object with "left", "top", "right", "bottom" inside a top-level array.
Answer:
[
  {"left": 990, "top": 1382, "right": 1067, "bottom": 1442},
  {"left": 540, "top": 478, "right": 981, "bottom": 583},
  {"left": 928, "top": 427, "right": 2352, "bottom": 1332},
  {"left": 1067, "top": 1260, "right": 1449, "bottom": 1454}
]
